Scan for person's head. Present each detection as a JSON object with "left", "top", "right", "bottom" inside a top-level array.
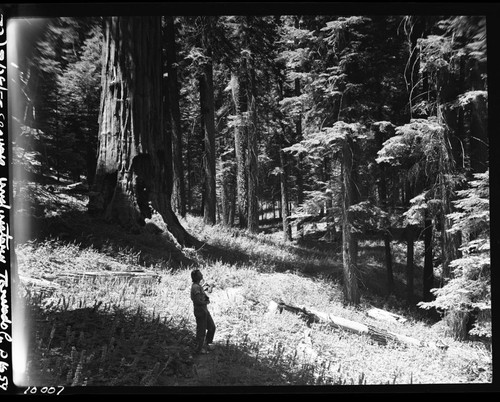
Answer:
[{"left": 191, "top": 269, "right": 203, "bottom": 283}]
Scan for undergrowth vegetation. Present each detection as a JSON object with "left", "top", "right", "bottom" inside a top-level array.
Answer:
[{"left": 13, "top": 184, "right": 492, "bottom": 389}]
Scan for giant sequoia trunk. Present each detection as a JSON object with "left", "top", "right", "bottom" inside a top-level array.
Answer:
[
  {"left": 89, "top": 16, "right": 197, "bottom": 247},
  {"left": 165, "top": 16, "right": 186, "bottom": 218}
]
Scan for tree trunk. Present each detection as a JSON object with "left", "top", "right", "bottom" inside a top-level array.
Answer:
[
  {"left": 423, "top": 217, "right": 434, "bottom": 302},
  {"left": 384, "top": 233, "right": 394, "bottom": 294},
  {"left": 279, "top": 145, "right": 292, "bottom": 242},
  {"left": 90, "top": 16, "right": 197, "bottom": 247},
  {"left": 406, "top": 230, "right": 415, "bottom": 304},
  {"left": 186, "top": 121, "right": 195, "bottom": 213},
  {"left": 404, "top": 16, "right": 428, "bottom": 119},
  {"left": 460, "top": 105, "right": 473, "bottom": 179},
  {"left": 375, "top": 125, "right": 394, "bottom": 294},
  {"left": 85, "top": 141, "right": 97, "bottom": 187},
  {"left": 220, "top": 157, "right": 236, "bottom": 227},
  {"left": 294, "top": 77, "right": 305, "bottom": 239},
  {"left": 199, "top": 37, "right": 217, "bottom": 225},
  {"left": 342, "top": 136, "right": 360, "bottom": 305},
  {"left": 246, "top": 55, "right": 259, "bottom": 233},
  {"left": 231, "top": 70, "right": 248, "bottom": 229},
  {"left": 164, "top": 16, "right": 186, "bottom": 218}
]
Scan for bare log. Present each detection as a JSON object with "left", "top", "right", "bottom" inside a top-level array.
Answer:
[
  {"left": 54, "top": 270, "right": 161, "bottom": 285},
  {"left": 19, "top": 275, "right": 61, "bottom": 290},
  {"left": 366, "top": 307, "right": 407, "bottom": 324},
  {"left": 268, "top": 300, "right": 447, "bottom": 349}
]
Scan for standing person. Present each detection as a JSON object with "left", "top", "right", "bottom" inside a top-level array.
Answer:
[{"left": 190, "top": 269, "right": 216, "bottom": 354}]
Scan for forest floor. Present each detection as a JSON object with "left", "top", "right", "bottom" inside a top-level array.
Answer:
[{"left": 11, "top": 177, "right": 493, "bottom": 393}]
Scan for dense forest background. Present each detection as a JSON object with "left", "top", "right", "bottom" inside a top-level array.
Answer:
[{"left": 10, "top": 13, "right": 489, "bottom": 344}]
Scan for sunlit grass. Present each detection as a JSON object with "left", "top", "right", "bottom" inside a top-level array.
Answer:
[{"left": 14, "top": 209, "right": 492, "bottom": 387}]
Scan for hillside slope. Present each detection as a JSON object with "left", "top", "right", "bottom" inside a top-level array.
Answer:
[{"left": 13, "top": 180, "right": 492, "bottom": 389}]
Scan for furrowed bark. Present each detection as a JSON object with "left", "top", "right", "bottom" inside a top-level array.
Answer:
[{"left": 89, "top": 16, "right": 198, "bottom": 247}]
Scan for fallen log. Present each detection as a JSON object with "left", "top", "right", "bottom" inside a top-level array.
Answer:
[
  {"left": 268, "top": 300, "right": 447, "bottom": 350},
  {"left": 366, "top": 307, "right": 407, "bottom": 324},
  {"left": 55, "top": 270, "right": 161, "bottom": 285},
  {"left": 19, "top": 275, "right": 61, "bottom": 290}
]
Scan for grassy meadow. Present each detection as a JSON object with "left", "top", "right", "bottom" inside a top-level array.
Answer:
[{"left": 12, "top": 180, "right": 493, "bottom": 390}]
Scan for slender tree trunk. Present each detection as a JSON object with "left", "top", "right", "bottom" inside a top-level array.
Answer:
[
  {"left": 199, "top": 67, "right": 217, "bottom": 225},
  {"left": 454, "top": 55, "right": 472, "bottom": 181},
  {"left": 294, "top": 78, "right": 305, "bottom": 238},
  {"left": 279, "top": 142, "right": 292, "bottom": 242},
  {"left": 404, "top": 16, "right": 427, "bottom": 119},
  {"left": 459, "top": 105, "right": 472, "bottom": 179},
  {"left": 55, "top": 96, "right": 61, "bottom": 182},
  {"left": 293, "top": 16, "right": 305, "bottom": 237},
  {"left": 406, "top": 230, "right": 415, "bottom": 304},
  {"left": 165, "top": 16, "right": 186, "bottom": 217},
  {"left": 186, "top": 136, "right": 191, "bottom": 214},
  {"left": 90, "top": 16, "right": 197, "bottom": 247},
  {"left": 423, "top": 216, "right": 434, "bottom": 302},
  {"left": 231, "top": 70, "right": 248, "bottom": 229},
  {"left": 220, "top": 142, "right": 236, "bottom": 227},
  {"left": 384, "top": 234, "right": 394, "bottom": 294},
  {"left": 375, "top": 126, "right": 394, "bottom": 294},
  {"left": 198, "top": 17, "right": 217, "bottom": 225},
  {"left": 342, "top": 136, "right": 360, "bottom": 305},
  {"left": 247, "top": 56, "right": 259, "bottom": 233},
  {"left": 438, "top": 141, "right": 458, "bottom": 283}
]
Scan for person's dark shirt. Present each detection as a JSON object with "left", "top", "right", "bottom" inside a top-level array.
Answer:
[{"left": 191, "top": 282, "right": 209, "bottom": 306}]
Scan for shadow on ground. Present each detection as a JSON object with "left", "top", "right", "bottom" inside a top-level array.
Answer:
[
  {"left": 21, "top": 294, "right": 329, "bottom": 389},
  {"left": 14, "top": 209, "right": 194, "bottom": 268}
]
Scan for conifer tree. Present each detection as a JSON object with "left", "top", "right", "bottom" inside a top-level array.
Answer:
[{"left": 90, "top": 16, "right": 197, "bottom": 246}]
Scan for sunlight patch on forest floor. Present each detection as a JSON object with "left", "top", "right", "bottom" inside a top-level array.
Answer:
[{"left": 12, "top": 186, "right": 492, "bottom": 386}]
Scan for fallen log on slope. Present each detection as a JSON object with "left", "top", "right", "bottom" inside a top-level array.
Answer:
[
  {"left": 19, "top": 275, "right": 61, "bottom": 290},
  {"left": 268, "top": 300, "right": 447, "bottom": 350},
  {"left": 366, "top": 307, "right": 407, "bottom": 324},
  {"left": 54, "top": 270, "right": 161, "bottom": 285}
]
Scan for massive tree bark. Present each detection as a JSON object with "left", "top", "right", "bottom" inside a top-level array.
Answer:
[
  {"left": 164, "top": 16, "right": 186, "bottom": 218},
  {"left": 89, "top": 16, "right": 197, "bottom": 247},
  {"left": 341, "top": 136, "right": 360, "bottom": 305},
  {"left": 199, "top": 19, "right": 217, "bottom": 225}
]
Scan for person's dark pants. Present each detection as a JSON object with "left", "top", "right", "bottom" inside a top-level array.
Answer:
[{"left": 193, "top": 305, "right": 216, "bottom": 352}]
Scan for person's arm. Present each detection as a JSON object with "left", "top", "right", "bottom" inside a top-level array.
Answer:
[{"left": 192, "top": 284, "right": 210, "bottom": 305}]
